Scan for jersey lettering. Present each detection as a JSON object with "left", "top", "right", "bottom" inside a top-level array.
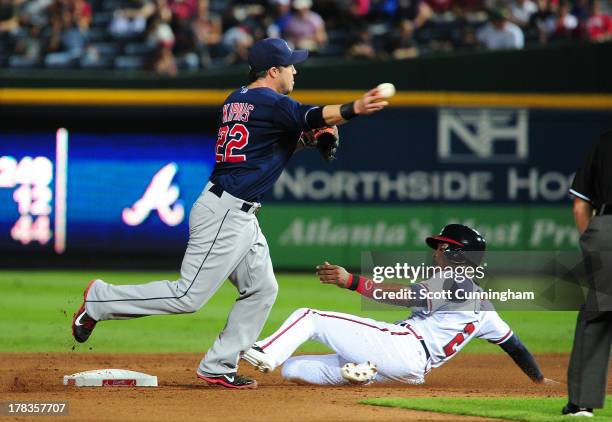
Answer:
[
  {"left": 215, "top": 124, "right": 250, "bottom": 163},
  {"left": 443, "top": 322, "right": 476, "bottom": 357},
  {"left": 222, "top": 102, "right": 254, "bottom": 124}
]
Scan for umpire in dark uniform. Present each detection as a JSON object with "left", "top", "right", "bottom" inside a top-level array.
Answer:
[{"left": 564, "top": 130, "right": 612, "bottom": 417}]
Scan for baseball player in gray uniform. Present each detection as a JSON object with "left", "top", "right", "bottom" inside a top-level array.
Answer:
[{"left": 71, "top": 38, "right": 389, "bottom": 389}]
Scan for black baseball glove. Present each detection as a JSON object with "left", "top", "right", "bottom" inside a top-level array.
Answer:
[{"left": 299, "top": 126, "right": 340, "bottom": 162}]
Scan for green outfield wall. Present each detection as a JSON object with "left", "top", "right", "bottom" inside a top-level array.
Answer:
[{"left": 258, "top": 205, "right": 576, "bottom": 268}]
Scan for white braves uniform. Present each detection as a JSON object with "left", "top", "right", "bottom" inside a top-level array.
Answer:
[{"left": 256, "top": 276, "right": 513, "bottom": 385}]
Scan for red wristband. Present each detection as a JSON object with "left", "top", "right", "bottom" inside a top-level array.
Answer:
[
  {"left": 355, "top": 276, "right": 375, "bottom": 298},
  {"left": 345, "top": 273, "right": 354, "bottom": 289}
]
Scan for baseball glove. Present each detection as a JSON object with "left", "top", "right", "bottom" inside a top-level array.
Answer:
[{"left": 299, "top": 126, "right": 340, "bottom": 162}]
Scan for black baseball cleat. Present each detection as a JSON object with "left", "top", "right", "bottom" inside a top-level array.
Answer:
[
  {"left": 71, "top": 279, "right": 98, "bottom": 343},
  {"left": 196, "top": 372, "right": 258, "bottom": 389},
  {"left": 562, "top": 403, "right": 594, "bottom": 417}
]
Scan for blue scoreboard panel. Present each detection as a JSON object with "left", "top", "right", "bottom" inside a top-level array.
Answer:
[{"left": 0, "top": 130, "right": 216, "bottom": 255}]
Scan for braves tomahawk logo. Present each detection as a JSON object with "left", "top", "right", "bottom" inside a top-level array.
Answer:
[{"left": 122, "top": 163, "right": 185, "bottom": 227}]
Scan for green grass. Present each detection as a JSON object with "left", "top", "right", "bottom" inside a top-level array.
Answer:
[
  {"left": 0, "top": 270, "right": 577, "bottom": 353},
  {"left": 362, "top": 396, "right": 612, "bottom": 421}
]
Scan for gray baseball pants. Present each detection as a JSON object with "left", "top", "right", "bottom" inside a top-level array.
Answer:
[{"left": 85, "top": 182, "right": 278, "bottom": 376}]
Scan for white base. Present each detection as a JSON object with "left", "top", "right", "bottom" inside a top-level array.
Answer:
[{"left": 63, "top": 369, "right": 158, "bottom": 387}]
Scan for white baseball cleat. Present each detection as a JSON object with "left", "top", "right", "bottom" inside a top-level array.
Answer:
[
  {"left": 562, "top": 403, "right": 594, "bottom": 417},
  {"left": 341, "top": 361, "right": 378, "bottom": 385},
  {"left": 242, "top": 345, "right": 275, "bottom": 373},
  {"left": 569, "top": 411, "right": 594, "bottom": 417}
]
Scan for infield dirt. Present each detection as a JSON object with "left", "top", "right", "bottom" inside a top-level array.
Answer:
[{"left": 1, "top": 353, "right": 602, "bottom": 421}]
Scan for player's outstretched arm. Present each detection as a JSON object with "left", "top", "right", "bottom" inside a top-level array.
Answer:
[
  {"left": 321, "top": 87, "right": 389, "bottom": 126},
  {"left": 498, "top": 334, "right": 556, "bottom": 384},
  {"left": 316, "top": 262, "right": 425, "bottom": 308},
  {"left": 315, "top": 262, "right": 351, "bottom": 287}
]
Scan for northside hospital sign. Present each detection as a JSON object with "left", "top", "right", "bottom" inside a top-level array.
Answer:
[{"left": 273, "top": 167, "right": 574, "bottom": 202}]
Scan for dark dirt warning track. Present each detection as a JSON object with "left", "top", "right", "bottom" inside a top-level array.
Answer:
[{"left": 1, "top": 353, "right": 597, "bottom": 421}]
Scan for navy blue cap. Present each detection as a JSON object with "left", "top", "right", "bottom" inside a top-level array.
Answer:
[{"left": 248, "top": 38, "right": 309, "bottom": 72}]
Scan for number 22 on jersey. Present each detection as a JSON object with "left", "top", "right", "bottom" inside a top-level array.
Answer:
[{"left": 216, "top": 124, "right": 250, "bottom": 163}]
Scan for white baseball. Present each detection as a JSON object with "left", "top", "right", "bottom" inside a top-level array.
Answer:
[{"left": 376, "top": 83, "right": 396, "bottom": 99}]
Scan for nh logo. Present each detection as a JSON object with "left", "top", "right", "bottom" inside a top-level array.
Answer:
[{"left": 438, "top": 108, "right": 528, "bottom": 162}]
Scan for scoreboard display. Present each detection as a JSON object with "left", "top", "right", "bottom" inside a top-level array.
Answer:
[{"left": 0, "top": 129, "right": 216, "bottom": 256}]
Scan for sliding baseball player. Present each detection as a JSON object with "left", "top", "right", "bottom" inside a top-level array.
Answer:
[{"left": 243, "top": 224, "right": 554, "bottom": 386}]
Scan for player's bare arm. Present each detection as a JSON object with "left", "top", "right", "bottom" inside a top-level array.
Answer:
[
  {"left": 316, "top": 262, "right": 424, "bottom": 307},
  {"left": 321, "top": 88, "right": 389, "bottom": 126},
  {"left": 572, "top": 197, "right": 593, "bottom": 234}
]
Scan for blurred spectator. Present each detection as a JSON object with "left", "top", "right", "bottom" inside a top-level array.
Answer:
[
  {"left": 267, "top": 0, "right": 291, "bottom": 38},
  {"left": 586, "top": 0, "right": 612, "bottom": 41},
  {"left": 0, "top": 0, "right": 20, "bottom": 50},
  {"left": 284, "top": 0, "right": 327, "bottom": 50},
  {"left": 21, "top": 0, "right": 53, "bottom": 26},
  {"left": 425, "top": 0, "right": 452, "bottom": 16},
  {"left": 225, "top": 1, "right": 267, "bottom": 41},
  {"left": 11, "top": 22, "right": 44, "bottom": 65},
  {"left": 147, "top": 13, "right": 175, "bottom": 47},
  {"left": 73, "top": 0, "right": 92, "bottom": 26},
  {"left": 570, "top": 0, "right": 589, "bottom": 21},
  {"left": 147, "top": 13, "right": 177, "bottom": 75},
  {"left": 223, "top": 23, "right": 250, "bottom": 48},
  {"left": 170, "top": 0, "right": 199, "bottom": 69},
  {"left": 222, "top": 23, "right": 253, "bottom": 65},
  {"left": 509, "top": 0, "right": 538, "bottom": 27},
  {"left": 225, "top": 34, "right": 253, "bottom": 66},
  {"left": 350, "top": 0, "right": 370, "bottom": 17},
  {"left": 346, "top": 24, "right": 376, "bottom": 58},
  {"left": 476, "top": 10, "right": 524, "bottom": 49},
  {"left": 152, "top": 43, "right": 177, "bottom": 74},
  {"left": 388, "top": 18, "right": 418, "bottom": 58},
  {"left": 395, "top": 0, "right": 433, "bottom": 29},
  {"left": 71, "top": 0, "right": 92, "bottom": 51},
  {"left": 528, "top": 0, "right": 554, "bottom": 43},
  {"left": 545, "top": 0, "right": 578, "bottom": 41},
  {"left": 169, "top": 0, "right": 198, "bottom": 20},
  {"left": 458, "top": 25, "right": 479, "bottom": 49},
  {"left": 191, "top": 0, "right": 222, "bottom": 67},
  {"left": 46, "top": 0, "right": 92, "bottom": 59},
  {"left": 109, "top": 0, "right": 156, "bottom": 39},
  {"left": 60, "top": 22, "right": 88, "bottom": 57}
]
